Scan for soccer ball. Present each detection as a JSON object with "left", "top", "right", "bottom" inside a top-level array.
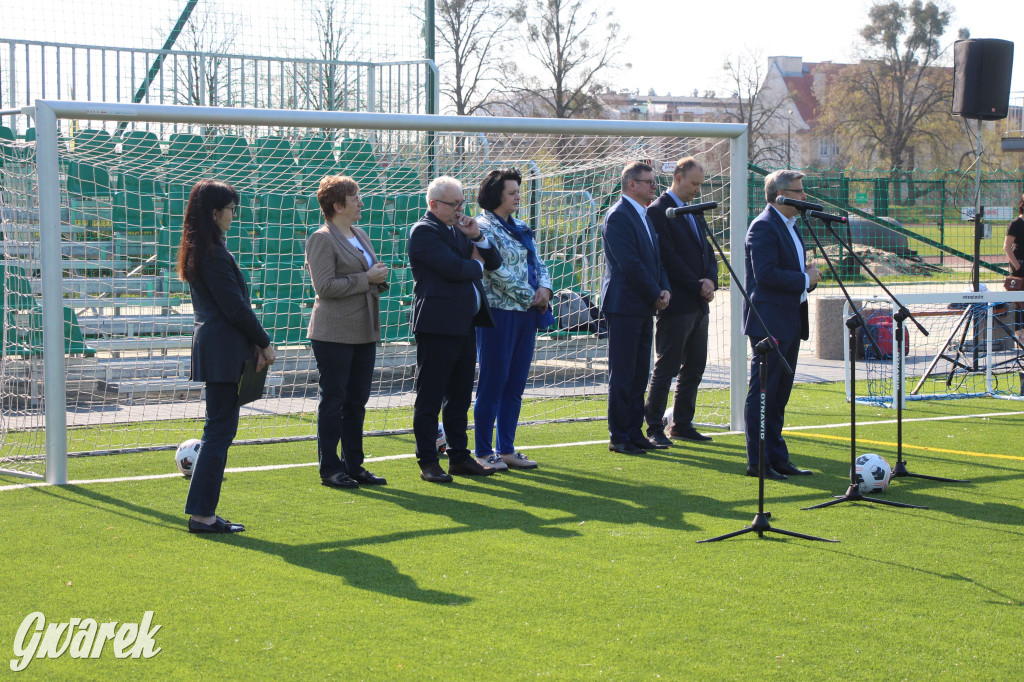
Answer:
[
  {"left": 436, "top": 425, "right": 447, "bottom": 456},
  {"left": 175, "top": 439, "right": 201, "bottom": 478},
  {"left": 662, "top": 407, "right": 674, "bottom": 433},
  {"left": 853, "top": 453, "right": 891, "bottom": 493}
]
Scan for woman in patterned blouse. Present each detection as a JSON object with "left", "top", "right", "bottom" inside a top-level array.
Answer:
[{"left": 472, "top": 168, "right": 554, "bottom": 470}]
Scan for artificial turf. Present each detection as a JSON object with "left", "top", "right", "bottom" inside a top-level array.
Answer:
[{"left": 2, "top": 382, "right": 1022, "bottom": 679}]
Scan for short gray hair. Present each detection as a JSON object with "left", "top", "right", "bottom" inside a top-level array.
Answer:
[
  {"left": 621, "top": 161, "right": 653, "bottom": 190},
  {"left": 764, "top": 169, "right": 805, "bottom": 204},
  {"left": 426, "top": 175, "right": 463, "bottom": 202}
]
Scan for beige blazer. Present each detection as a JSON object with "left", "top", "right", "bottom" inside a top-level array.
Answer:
[{"left": 305, "top": 222, "right": 385, "bottom": 344}]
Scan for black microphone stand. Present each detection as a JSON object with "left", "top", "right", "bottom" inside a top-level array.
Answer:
[
  {"left": 692, "top": 207, "right": 834, "bottom": 543},
  {"left": 811, "top": 216, "right": 969, "bottom": 485},
  {"left": 797, "top": 212, "right": 928, "bottom": 510}
]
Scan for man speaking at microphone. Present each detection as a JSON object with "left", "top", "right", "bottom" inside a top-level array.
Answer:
[
  {"left": 742, "top": 170, "right": 822, "bottom": 479},
  {"left": 643, "top": 157, "right": 718, "bottom": 446}
]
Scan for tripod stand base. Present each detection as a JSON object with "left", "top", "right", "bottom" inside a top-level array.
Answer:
[
  {"left": 892, "top": 459, "right": 970, "bottom": 483},
  {"left": 698, "top": 512, "right": 838, "bottom": 543},
  {"left": 801, "top": 483, "right": 929, "bottom": 510}
]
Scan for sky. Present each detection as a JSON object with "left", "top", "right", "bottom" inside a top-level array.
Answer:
[
  {"left": 611, "top": 0, "right": 1024, "bottom": 97},
  {"left": 4, "top": 1, "right": 1024, "bottom": 101}
]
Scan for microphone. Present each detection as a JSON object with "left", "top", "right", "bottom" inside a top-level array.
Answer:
[
  {"left": 665, "top": 201, "right": 718, "bottom": 219},
  {"left": 774, "top": 196, "right": 823, "bottom": 212},
  {"left": 806, "top": 209, "right": 847, "bottom": 223}
]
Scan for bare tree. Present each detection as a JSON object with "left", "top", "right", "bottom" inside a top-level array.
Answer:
[
  {"left": 435, "top": 0, "right": 522, "bottom": 116},
  {"left": 297, "top": 0, "right": 367, "bottom": 111},
  {"left": 820, "top": 1, "right": 964, "bottom": 171},
  {"left": 164, "top": 1, "right": 241, "bottom": 107},
  {"left": 506, "top": 0, "right": 626, "bottom": 119},
  {"left": 720, "top": 50, "right": 794, "bottom": 167}
]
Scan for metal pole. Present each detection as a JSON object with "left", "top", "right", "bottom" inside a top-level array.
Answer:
[
  {"left": 972, "top": 118, "right": 983, "bottom": 292},
  {"left": 730, "top": 131, "right": 749, "bottom": 431},
  {"left": 34, "top": 101, "right": 68, "bottom": 485}
]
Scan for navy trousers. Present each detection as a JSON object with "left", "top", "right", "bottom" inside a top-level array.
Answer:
[
  {"left": 184, "top": 382, "right": 240, "bottom": 517},
  {"left": 311, "top": 339, "right": 376, "bottom": 478},
  {"left": 474, "top": 308, "right": 538, "bottom": 456},
  {"left": 605, "top": 312, "right": 653, "bottom": 444},
  {"left": 743, "top": 336, "right": 800, "bottom": 468},
  {"left": 413, "top": 331, "right": 477, "bottom": 465}
]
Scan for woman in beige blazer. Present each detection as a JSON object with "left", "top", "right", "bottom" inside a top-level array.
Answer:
[{"left": 306, "top": 175, "right": 389, "bottom": 488}]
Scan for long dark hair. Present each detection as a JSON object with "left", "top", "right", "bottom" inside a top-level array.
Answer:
[{"left": 177, "top": 179, "right": 239, "bottom": 282}]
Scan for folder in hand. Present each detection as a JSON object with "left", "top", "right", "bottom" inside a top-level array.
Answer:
[{"left": 237, "top": 359, "right": 269, "bottom": 407}]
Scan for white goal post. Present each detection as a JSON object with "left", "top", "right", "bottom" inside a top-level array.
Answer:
[{"left": 13, "top": 100, "right": 748, "bottom": 484}]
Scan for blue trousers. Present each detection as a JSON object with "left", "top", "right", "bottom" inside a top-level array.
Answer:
[
  {"left": 474, "top": 308, "right": 538, "bottom": 456},
  {"left": 184, "top": 382, "right": 240, "bottom": 517},
  {"left": 311, "top": 339, "right": 376, "bottom": 478}
]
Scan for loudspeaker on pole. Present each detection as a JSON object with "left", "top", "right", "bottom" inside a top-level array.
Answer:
[{"left": 952, "top": 39, "right": 1014, "bottom": 121}]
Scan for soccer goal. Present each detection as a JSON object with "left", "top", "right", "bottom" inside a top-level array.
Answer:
[
  {"left": 1, "top": 101, "right": 748, "bottom": 482},
  {"left": 846, "top": 290, "right": 1024, "bottom": 407}
]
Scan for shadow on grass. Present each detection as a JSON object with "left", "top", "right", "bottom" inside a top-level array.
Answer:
[{"left": 30, "top": 484, "right": 472, "bottom": 606}]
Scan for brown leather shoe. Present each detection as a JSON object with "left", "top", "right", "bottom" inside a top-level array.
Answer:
[
  {"left": 448, "top": 457, "right": 496, "bottom": 476},
  {"left": 419, "top": 462, "right": 453, "bottom": 483}
]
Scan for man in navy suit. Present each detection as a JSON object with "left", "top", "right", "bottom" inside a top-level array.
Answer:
[
  {"left": 408, "top": 176, "right": 503, "bottom": 483},
  {"left": 601, "top": 161, "right": 671, "bottom": 455},
  {"left": 644, "top": 157, "right": 718, "bottom": 446},
  {"left": 742, "top": 170, "right": 822, "bottom": 479}
]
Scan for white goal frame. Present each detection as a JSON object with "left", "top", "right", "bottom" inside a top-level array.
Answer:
[
  {"left": 26, "top": 99, "right": 748, "bottom": 484},
  {"left": 844, "top": 290, "right": 1024, "bottom": 407}
]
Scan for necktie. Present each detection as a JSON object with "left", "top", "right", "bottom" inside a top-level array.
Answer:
[{"left": 682, "top": 204, "right": 700, "bottom": 240}]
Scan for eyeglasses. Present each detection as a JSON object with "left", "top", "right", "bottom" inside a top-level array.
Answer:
[
  {"left": 780, "top": 187, "right": 806, "bottom": 195},
  {"left": 633, "top": 178, "right": 658, "bottom": 188},
  {"left": 434, "top": 199, "right": 465, "bottom": 211},
  {"left": 223, "top": 204, "right": 239, "bottom": 215}
]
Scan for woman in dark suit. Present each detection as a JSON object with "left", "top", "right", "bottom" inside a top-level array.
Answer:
[
  {"left": 178, "top": 179, "right": 276, "bottom": 533},
  {"left": 306, "top": 175, "right": 389, "bottom": 488}
]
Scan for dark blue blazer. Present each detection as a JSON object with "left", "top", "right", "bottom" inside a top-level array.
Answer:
[
  {"left": 646, "top": 192, "right": 718, "bottom": 315},
  {"left": 189, "top": 242, "right": 271, "bottom": 383},
  {"left": 600, "top": 198, "right": 670, "bottom": 316},
  {"left": 408, "top": 211, "right": 502, "bottom": 335},
  {"left": 742, "top": 205, "right": 810, "bottom": 342}
]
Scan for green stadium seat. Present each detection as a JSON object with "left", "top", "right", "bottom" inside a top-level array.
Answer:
[
  {"left": 386, "top": 165, "right": 422, "bottom": 194},
  {"left": 72, "top": 128, "right": 118, "bottom": 166},
  {"left": 259, "top": 300, "right": 307, "bottom": 346},
  {"left": 379, "top": 297, "right": 413, "bottom": 342},
  {"left": 0, "top": 126, "right": 13, "bottom": 141},
  {"left": 118, "top": 130, "right": 164, "bottom": 195},
  {"left": 298, "top": 194, "right": 324, "bottom": 227},
  {"left": 113, "top": 191, "right": 162, "bottom": 258},
  {"left": 339, "top": 137, "right": 382, "bottom": 192},
  {"left": 295, "top": 134, "right": 339, "bottom": 193},
  {"left": 165, "top": 133, "right": 209, "bottom": 186},
  {"left": 358, "top": 194, "right": 394, "bottom": 228},
  {"left": 262, "top": 193, "right": 299, "bottom": 226},
  {"left": 0, "top": 126, "right": 13, "bottom": 169},
  {"left": 545, "top": 259, "right": 581, "bottom": 293},
  {"left": 392, "top": 193, "right": 428, "bottom": 229},
  {"left": 254, "top": 136, "right": 298, "bottom": 193},
  {"left": 384, "top": 266, "right": 413, "bottom": 298},
  {"left": 4, "top": 306, "right": 95, "bottom": 358},
  {"left": 66, "top": 160, "right": 112, "bottom": 198},
  {"left": 261, "top": 223, "right": 306, "bottom": 258},
  {"left": 209, "top": 135, "right": 257, "bottom": 190}
]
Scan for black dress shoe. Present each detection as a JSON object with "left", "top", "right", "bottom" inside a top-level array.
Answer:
[
  {"left": 448, "top": 457, "right": 496, "bottom": 476},
  {"left": 774, "top": 461, "right": 813, "bottom": 476},
  {"left": 670, "top": 426, "right": 713, "bottom": 442},
  {"left": 632, "top": 437, "right": 668, "bottom": 450},
  {"left": 646, "top": 431, "right": 675, "bottom": 448},
  {"left": 746, "top": 465, "right": 788, "bottom": 480},
  {"left": 420, "top": 462, "right": 454, "bottom": 483},
  {"left": 352, "top": 469, "right": 388, "bottom": 485},
  {"left": 188, "top": 517, "right": 245, "bottom": 534},
  {"left": 609, "top": 441, "right": 645, "bottom": 455},
  {"left": 321, "top": 472, "right": 359, "bottom": 488}
]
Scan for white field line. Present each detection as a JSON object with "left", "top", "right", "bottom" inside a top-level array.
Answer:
[{"left": 2, "top": 410, "right": 1022, "bottom": 493}]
